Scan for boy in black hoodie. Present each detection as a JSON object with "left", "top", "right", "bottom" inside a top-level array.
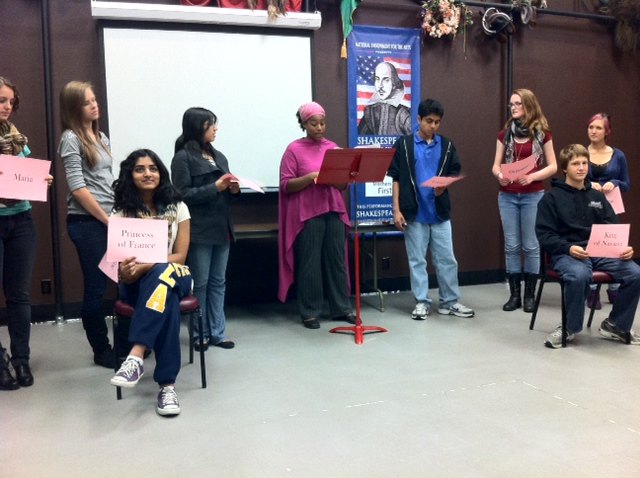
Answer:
[{"left": 535, "top": 144, "right": 640, "bottom": 348}]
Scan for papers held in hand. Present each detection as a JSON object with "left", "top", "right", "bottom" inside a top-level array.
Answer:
[
  {"left": 500, "top": 154, "right": 536, "bottom": 181},
  {"left": 420, "top": 175, "right": 465, "bottom": 188},
  {"left": 315, "top": 148, "right": 395, "bottom": 185},
  {"left": 586, "top": 224, "right": 630, "bottom": 258}
]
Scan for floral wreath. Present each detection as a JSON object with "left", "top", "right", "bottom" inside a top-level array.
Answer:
[{"left": 420, "top": 0, "right": 473, "bottom": 39}]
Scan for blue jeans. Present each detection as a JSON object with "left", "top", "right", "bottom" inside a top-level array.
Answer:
[
  {"left": 498, "top": 191, "right": 544, "bottom": 274},
  {"left": 67, "top": 215, "right": 111, "bottom": 354},
  {"left": 552, "top": 254, "right": 640, "bottom": 334},
  {"left": 0, "top": 211, "right": 36, "bottom": 366},
  {"left": 403, "top": 220, "right": 460, "bottom": 306},
  {"left": 188, "top": 242, "right": 230, "bottom": 344}
]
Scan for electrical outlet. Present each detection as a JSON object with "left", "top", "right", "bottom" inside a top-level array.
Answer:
[{"left": 41, "top": 279, "right": 52, "bottom": 294}]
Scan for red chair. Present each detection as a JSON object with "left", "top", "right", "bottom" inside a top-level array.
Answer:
[
  {"left": 112, "top": 295, "right": 207, "bottom": 399},
  {"left": 529, "top": 255, "right": 615, "bottom": 347}
]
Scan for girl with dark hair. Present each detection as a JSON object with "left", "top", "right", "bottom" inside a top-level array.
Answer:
[
  {"left": 585, "top": 112, "right": 630, "bottom": 308},
  {"left": 0, "top": 76, "right": 52, "bottom": 390},
  {"left": 491, "top": 88, "right": 557, "bottom": 313},
  {"left": 110, "top": 149, "right": 192, "bottom": 416},
  {"left": 59, "top": 81, "right": 115, "bottom": 368},
  {"left": 171, "top": 107, "right": 238, "bottom": 351}
]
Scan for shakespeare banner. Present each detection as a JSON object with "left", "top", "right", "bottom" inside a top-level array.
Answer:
[{"left": 348, "top": 25, "right": 421, "bottom": 225}]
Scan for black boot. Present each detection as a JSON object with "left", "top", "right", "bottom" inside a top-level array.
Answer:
[
  {"left": 523, "top": 273, "right": 538, "bottom": 313},
  {"left": 503, "top": 273, "right": 522, "bottom": 311},
  {"left": 0, "top": 352, "right": 19, "bottom": 391}
]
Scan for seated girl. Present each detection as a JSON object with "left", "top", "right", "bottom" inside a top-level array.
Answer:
[{"left": 109, "top": 149, "right": 192, "bottom": 417}]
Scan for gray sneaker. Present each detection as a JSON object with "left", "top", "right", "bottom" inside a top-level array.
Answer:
[
  {"left": 157, "top": 386, "right": 181, "bottom": 416},
  {"left": 411, "top": 302, "right": 430, "bottom": 320},
  {"left": 110, "top": 357, "right": 144, "bottom": 388},
  {"left": 544, "top": 325, "right": 575, "bottom": 349},
  {"left": 599, "top": 319, "right": 640, "bottom": 345},
  {"left": 438, "top": 302, "right": 475, "bottom": 318}
]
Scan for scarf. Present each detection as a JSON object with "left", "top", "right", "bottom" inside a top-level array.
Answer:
[
  {"left": 0, "top": 121, "right": 28, "bottom": 155},
  {"left": 503, "top": 119, "right": 545, "bottom": 166}
]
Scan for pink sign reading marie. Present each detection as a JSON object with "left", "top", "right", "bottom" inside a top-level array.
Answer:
[
  {"left": 106, "top": 216, "right": 168, "bottom": 264},
  {"left": 0, "top": 154, "right": 51, "bottom": 202}
]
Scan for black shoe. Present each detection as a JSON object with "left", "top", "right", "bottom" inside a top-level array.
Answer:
[
  {"left": 0, "top": 367, "right": 19, "bottom": 391},
  {"left": 212, "top": 340, "right": 235, "bottom": 349},
  {"left": 94, "top": 347, "right": 116, "bottom": 369},
  {"left": 332, "top": 314, "right": 356, "bottom": 324},
  {"left": 193, "top": 339, "right": 209, "bottom": 352},
  {"left": 302, "top": 318, "right": 320, "bottom": 329},
  {"left": 15, "top": 363, "right": 34, "bottom": 387}
]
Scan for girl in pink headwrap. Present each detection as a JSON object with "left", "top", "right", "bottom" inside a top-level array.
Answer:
[{"left": 278, "top": 102, "right": 354, "bottom": 329}]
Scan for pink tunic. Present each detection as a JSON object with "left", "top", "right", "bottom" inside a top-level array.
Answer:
[{"left": 278, "top": 137, "right": 350, "bottom": 302}]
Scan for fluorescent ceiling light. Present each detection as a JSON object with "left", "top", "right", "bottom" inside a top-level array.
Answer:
[{"left": 91, "top": 1, "right": 322, "bottom": 30}]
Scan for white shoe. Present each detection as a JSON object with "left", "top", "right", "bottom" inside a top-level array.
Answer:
[
  {"left": 411, "top": 302, "right": 430, "bottom": 320},
  {"left": 438, "top": 302, "right": 475, "bottom": 318}
]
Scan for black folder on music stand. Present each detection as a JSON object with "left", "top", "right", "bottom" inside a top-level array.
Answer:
[{"left": 317, "top": 147, "right": 395, "bottom": 345}]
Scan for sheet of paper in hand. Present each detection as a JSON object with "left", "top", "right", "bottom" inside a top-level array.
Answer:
[{"left": 586, "top": 223, "right": 630, "bottom": 258}]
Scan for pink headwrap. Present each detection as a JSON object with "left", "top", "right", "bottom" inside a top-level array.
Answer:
[{"left": 298, "top": 102, "right": 325, "bottom": 123}]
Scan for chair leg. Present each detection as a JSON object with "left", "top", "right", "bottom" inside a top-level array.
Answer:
[
  {"left": 529, "top": 278, "right": 546, "bottom": 330},
  {"left": 561, "top": 283, "right": 567, "bottom": 347},
  {"left": 187, "top": 312, "right": 194, "bottom": 365},
  {"left": 587, "top": 284, "right": 603, "bottom": 328},
  {"left": 196, "top": 308, "right": 207, "bottom": 389},
  {"left": 112, "top": 315, "right": 124, "bottom": 400}
]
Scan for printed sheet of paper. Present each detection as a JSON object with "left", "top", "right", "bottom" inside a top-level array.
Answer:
[
  {"left": 604, "top": 187, "right": 625, "bottom": 214},
  {"left": 420, "top": 175, "right": 465, "bottom": 188},
  {"left": 106, "top": 216, "right": 168, "bottom": 263},
  {"left": 0, "top": 155, "right": 51, "bottom": 202},
  {"left": 98, "top": 253, "right": 119, "bottom": 283},
  {"left": 234, "top": 174, "right": 265, "bottom": 193},
  {"left": 500, "top": 154, "right": 536, "bottom": 181},
  {"left": 586, "top": 223, "right": 630, "bottom": 258}
]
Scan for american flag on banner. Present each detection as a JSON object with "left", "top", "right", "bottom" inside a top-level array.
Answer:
[{"left": 356, "top": 55, "right": 412, "bottom": 121}]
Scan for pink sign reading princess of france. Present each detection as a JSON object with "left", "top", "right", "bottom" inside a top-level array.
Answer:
[
  {"left": 500, "top": 154, "right": 536, "bottom": 181},
  {"left": 106, "top": 216, "right": 168, "bottom": 264},
  {"left": 586, "top": 223, "right": 630, "bottom": 258},
  {"left": 0, "top": 154, "right": 51, "bottom": 202}
]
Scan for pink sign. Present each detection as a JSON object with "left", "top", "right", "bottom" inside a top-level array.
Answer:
[
  {"left": 106, "top": 216, "right": 168, "bottom": 264},
  {"left": 0, "top": 154, "right": 51, "bottom": 201},
  {"left": 604, "top": 187, "right": 625, "bottom": 215},
  {"left": 234, "top": 174, "right": 265, "bottom": 193},
  {"left": 586, "top": 223, "right": 630, "bottom": 258},
  {"left": 421, "top": 175, "right": 465, "bottom": 188},
  {"left": 500, "top": 155, "right": 536, "bottom": 181},
  {"left": 98, "top": 253, "right": 119, "bottom": 283}
]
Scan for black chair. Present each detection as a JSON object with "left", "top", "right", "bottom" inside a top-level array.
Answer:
[
  {"left": 530, "top": 255, "right": 615, "bottom": 347},
  {"left": 112, "top": 295, "right": 207, "bottom": 399}
]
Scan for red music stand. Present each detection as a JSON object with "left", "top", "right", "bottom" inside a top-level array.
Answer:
[{"left": 317, "top": 148, "right": 395, "bottom": 344}]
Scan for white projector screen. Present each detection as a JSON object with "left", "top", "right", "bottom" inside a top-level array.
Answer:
[{"left": 102, "top": 27, "right": 313, "bottom": 190}]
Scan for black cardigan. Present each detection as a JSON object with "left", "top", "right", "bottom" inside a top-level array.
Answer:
[{"left": 170, "top": 146, "right": 238, "bottom": 245}]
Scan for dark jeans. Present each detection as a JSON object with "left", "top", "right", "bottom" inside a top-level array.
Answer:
[
  {"left": 67, "top": 215, "right": 110, "bottom": 354},
  {"left": 0, "top": 211, "right": 36, "bottom": 366}
]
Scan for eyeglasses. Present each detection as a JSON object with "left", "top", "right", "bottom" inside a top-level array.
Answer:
[{"left": 508, "top": 102, "right": 523, "bottom": 108}]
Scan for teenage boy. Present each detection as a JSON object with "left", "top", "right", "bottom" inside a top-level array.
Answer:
[
  {"left": 388, "top": 98, "right": 474, "bottom": 320},
  {"left": 535, "top": 144, "right": 640, "bottom": 348}
]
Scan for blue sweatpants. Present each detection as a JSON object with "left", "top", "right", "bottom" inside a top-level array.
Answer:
[{"left": 120, "top": 263, "right": 193, "bottom": 386}]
